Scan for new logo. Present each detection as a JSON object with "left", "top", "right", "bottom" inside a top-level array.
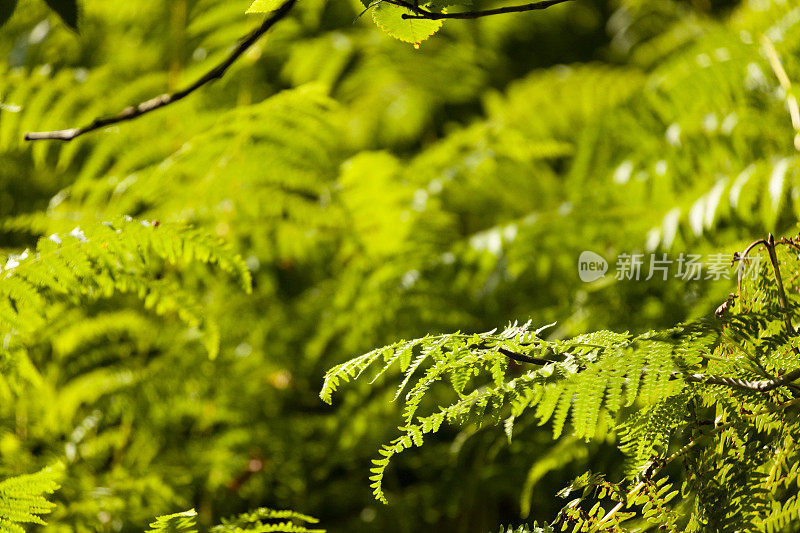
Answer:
[{"left": 578, "top": 251, "right": 608, "bottom": 282}]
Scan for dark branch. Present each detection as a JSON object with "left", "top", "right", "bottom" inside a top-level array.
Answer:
[
  {"left": 765, "top": 233, "right": 795, "bottom": 334},
  {"left": 24, "top": 0, "right": 298, "bottom": 142},
  {"left": 738, "top": 237, "right": 768, "bottom": 261},
  {"left": 388, "top": 0, "right": 572, "bottom": 20},
  {"left": 497, "top": 347, "right": 553, "bottom": 365}
]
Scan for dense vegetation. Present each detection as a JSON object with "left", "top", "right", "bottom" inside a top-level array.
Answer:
[{"left": 2, "top": 0, "right": 800, "bottom": 530}]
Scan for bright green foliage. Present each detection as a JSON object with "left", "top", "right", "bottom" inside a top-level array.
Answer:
[
  {"left": 247, "top": 0, "right": 448, "bottom": 44},
  {"left": 495, "top": 524, "right": 553, "bottom": 533},
  {"left": 147, "top": 507, "right": 325, "bottom": 533},
  {"left": 4, "top": 0, "right": 800, "bottom": 531},
  {"left": 322, "top": 321, "right": 703, "bottom": 502},
  {"left": 147, "top": 510, "right": 198, "bottom": 533},
  {"left": 0, "top": 217, "right": 250, "bottom": 365},
  {"left": 327, "top": 239, "right": 800, "bottom": 529},
  {"left": 246, "top": 0, "right": 285, "bottom": 14},
  {"left": 0, "top": 217, "right": 252, "bottom": 530},
  {"left": 370, "top": 3, "right": 443, "bottom": 45},
  {"left": 0, "top": 466, "right": 61, "bottom": 533},
  {"left": 212, "top": 507, "right": 324, "bottom": 532},
  {"left": 554, "top": 472, "right": 681, "bottom": 531}
]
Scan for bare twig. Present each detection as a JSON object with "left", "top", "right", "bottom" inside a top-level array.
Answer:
[
  {"left": 740, "top": 237, "right": 768, "bottom": 260},
  {"left": 497, "top": 347, "right": 553, "bottom": 365},
  {"left": 24, "top": 0, "right": 298, "bottom": 142},
  {"left": 386, "top": 0, "right": 572, "bottom": 20}
]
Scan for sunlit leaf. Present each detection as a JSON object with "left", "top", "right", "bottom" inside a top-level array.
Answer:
[
  {"left": 372, "top": 3, "right": 442, "bottom": 45},
  {"left": 246, "top": 0, "right": 284, "bottom": 13},
  {"left": 147, "top": 509, "right": 197, "bottom": 533}
]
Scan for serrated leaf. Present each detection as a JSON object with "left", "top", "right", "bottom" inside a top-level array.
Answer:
[
  {"left": 246, "top": 0, "right": 283, "bottom": 13},
  {"left": 43, "top": 0, "right": 79, "bottom": 30},
  {"left": 0, "top": 0, "right": 18, "bottom": 28},
  {"left": 372, "top": 2, "right": 442, "bottom": 45}
]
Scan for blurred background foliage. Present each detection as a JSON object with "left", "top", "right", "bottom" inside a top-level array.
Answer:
[{"left": 1, "top": 0, "right": 800, "bottom": 530}]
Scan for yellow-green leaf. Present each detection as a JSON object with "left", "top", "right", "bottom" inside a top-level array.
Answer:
[
  {"left": 372, "top": 3, "right": 443, "bottom": 44},
  {"left": 246, "top": 0, "right": 283, "bottom": 13}
]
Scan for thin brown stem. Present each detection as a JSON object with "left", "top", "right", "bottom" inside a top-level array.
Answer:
[
  {"left": 24, "top": 0, "right": 298, "bottom": 142},
  {"left": 386, "top": 0, "right": 572, "bottom": 20},
  {"left": 765, "top": 233, "right": 794, "bottom": 333},
  {"left": 736, "top": 237, "right": 767, "bottom": 296},
  {"left": 497, "top": 347, "right": 553, "bottom": 365},
  {"left": 740, "top": 238, "right": 768, "bottom": 259}
]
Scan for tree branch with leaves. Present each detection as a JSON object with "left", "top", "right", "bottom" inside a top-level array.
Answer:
[{"left": 20, "top": 0, "right": 571, "bottom": 141}]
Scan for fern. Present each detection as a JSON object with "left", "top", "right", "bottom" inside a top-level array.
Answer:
[
  {"left": 147, "top": 507, "right": 325, "bottom": 533},
  {"left": 323, "top": 320, "right": 712, "bottom": 502},
  {"left": 7, "top": 0, "right": 800, "bottom": 530},
  {"left": 494, "top": 524, "right": 553, "bottom": 533},
  {"left": 325, "top": 235, "right": 800, "bottom": 530},
  {"left": 212, "top": 508, "right": 324, "bottom": 533},
  {"left": 0, "top": 466, "right": 61, "bottom": 533},
  {"left": 617, "top": 392, "right": 691, "bottom": 474},
  {"left": 147, "top": 509, "right": 198, "bottom": 533},
  {"left": 0, "top": 217, "right": 249, "bottom": 362}
]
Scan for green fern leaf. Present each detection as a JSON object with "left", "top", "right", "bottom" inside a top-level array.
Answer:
[
  {"left": 147, "top": 509, "right": 198, "bottom": 533},
  {"left": 0, "top": 465, "right": 61, "bottom": 533}
]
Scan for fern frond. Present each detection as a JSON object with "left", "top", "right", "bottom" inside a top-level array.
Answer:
[
  {"left": 211, "top": 507, "right": 324, "bottom": 533},
  {"left": 147, "top": 509, "right": 198, "bottom": 533},
  {"left": 617, "top": 392, "right": 691, "bottom": 473},
  {"left": 494, "top": 524, "right": 554, "bottom": 533},
  {"left": 0, "top": 465, "right": 61, "bottom": 533},
  {"left": 0, "top": 218, "right": 249, "bottom": 364},
  {"left": 329, "top": 320, "right": 717, "bottom": 502}
]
